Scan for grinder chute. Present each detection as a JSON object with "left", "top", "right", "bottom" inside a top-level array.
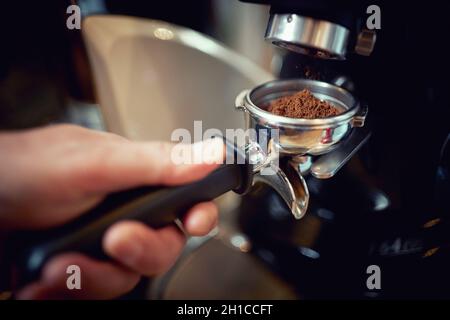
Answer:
[{"left": 243, "top": 0, "right": 377, "bottom": 59}]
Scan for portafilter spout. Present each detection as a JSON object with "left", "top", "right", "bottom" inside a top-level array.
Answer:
[{"left": 246, "top": 141, "right": 309, "bottom": 219}]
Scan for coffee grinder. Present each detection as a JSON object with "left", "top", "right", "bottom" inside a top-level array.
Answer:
[{"left": 238, "top": 0, "right": 450, "bottom": 299}]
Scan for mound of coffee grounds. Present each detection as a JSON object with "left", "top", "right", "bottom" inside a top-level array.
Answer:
[{"left": 268, "top": 89, "right": 341, "bottom": 119}]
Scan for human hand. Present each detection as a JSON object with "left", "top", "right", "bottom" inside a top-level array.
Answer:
[{"left": 0, "top": 124, "right": 223, "bottom": 299}]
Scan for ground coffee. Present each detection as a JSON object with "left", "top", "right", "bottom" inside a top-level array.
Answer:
[{"left": 267, "top": 89, "right": 341, "bottom": 119}]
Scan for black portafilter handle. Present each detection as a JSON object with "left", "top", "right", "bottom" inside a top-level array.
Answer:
[{"left": 7, "top": 140, "right": 252, "bottom": 288}]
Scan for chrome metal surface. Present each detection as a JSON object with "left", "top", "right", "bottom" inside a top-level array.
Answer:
[
  {"left": 290, "top": 155, "right": 313, "bottom": 175},
  {"left": 235, "top": 78, "right": 368, "bottom": 218},
  {"left": 285, "top": 160, "right": 309, "bottom": 219},
  {"left": 331, "top": 75, "right": 355, "bottom": 93},
  {"left": 311, "top": 128, "right": 371, "bottom": 179},
  {"left": 235, "top": 78, "right": 363, "bottom": 155},
  {"left": 252, "top": 162, "right": 308, "bottom": 219},
  {"left": 355, "top": 29, "right": 377, "bottom": 56},
  {"left": 244, "top": 141, "right": 269, "bottom": 173},
  {"left": 242, "top": 140, "right": 309, "bottom": 219},
  {"left": 351, "top": 104, "right": 368, "bottom": 127},
  {"left": 265, "top": 14, "right": 349, "bottom": 60}
]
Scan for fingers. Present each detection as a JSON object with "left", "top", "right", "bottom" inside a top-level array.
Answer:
[
  {"left": 17, "top": 200, "right": 219, "bottom": 300},
  {"left": 183, "top": 202, "right": 219, "bottom": 236},
  {"left": 17, "top": 253, "right": 140, "bottom": 300},
  {"left": 103, "top": 200, "right": 218, "bottom": 275},
  {"left": 103, "top": 222, "right": 185, "bottom": 276}
]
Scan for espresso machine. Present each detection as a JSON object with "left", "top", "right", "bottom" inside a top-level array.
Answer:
[{"left": 235, "top": 0, "right": 450, "bottom": 299}]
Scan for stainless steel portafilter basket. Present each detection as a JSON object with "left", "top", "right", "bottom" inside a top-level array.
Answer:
[
  {"left": 235, "top": 78, "right": 367, "bottom": 156},
  {"left": 233, "top": 78, "right": 370, "bottom": 222}
]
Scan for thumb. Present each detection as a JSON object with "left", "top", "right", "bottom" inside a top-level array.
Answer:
[
  {"left": 73, "top": 138, "right": 225, "bottom": 194},
  {"left": 1, "top": 137, "right": 224, "bottom": 229}
]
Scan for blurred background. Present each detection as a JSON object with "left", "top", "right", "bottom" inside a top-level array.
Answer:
[{"left": 0, "top": 0, "right": 277, "bottom": 130}]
